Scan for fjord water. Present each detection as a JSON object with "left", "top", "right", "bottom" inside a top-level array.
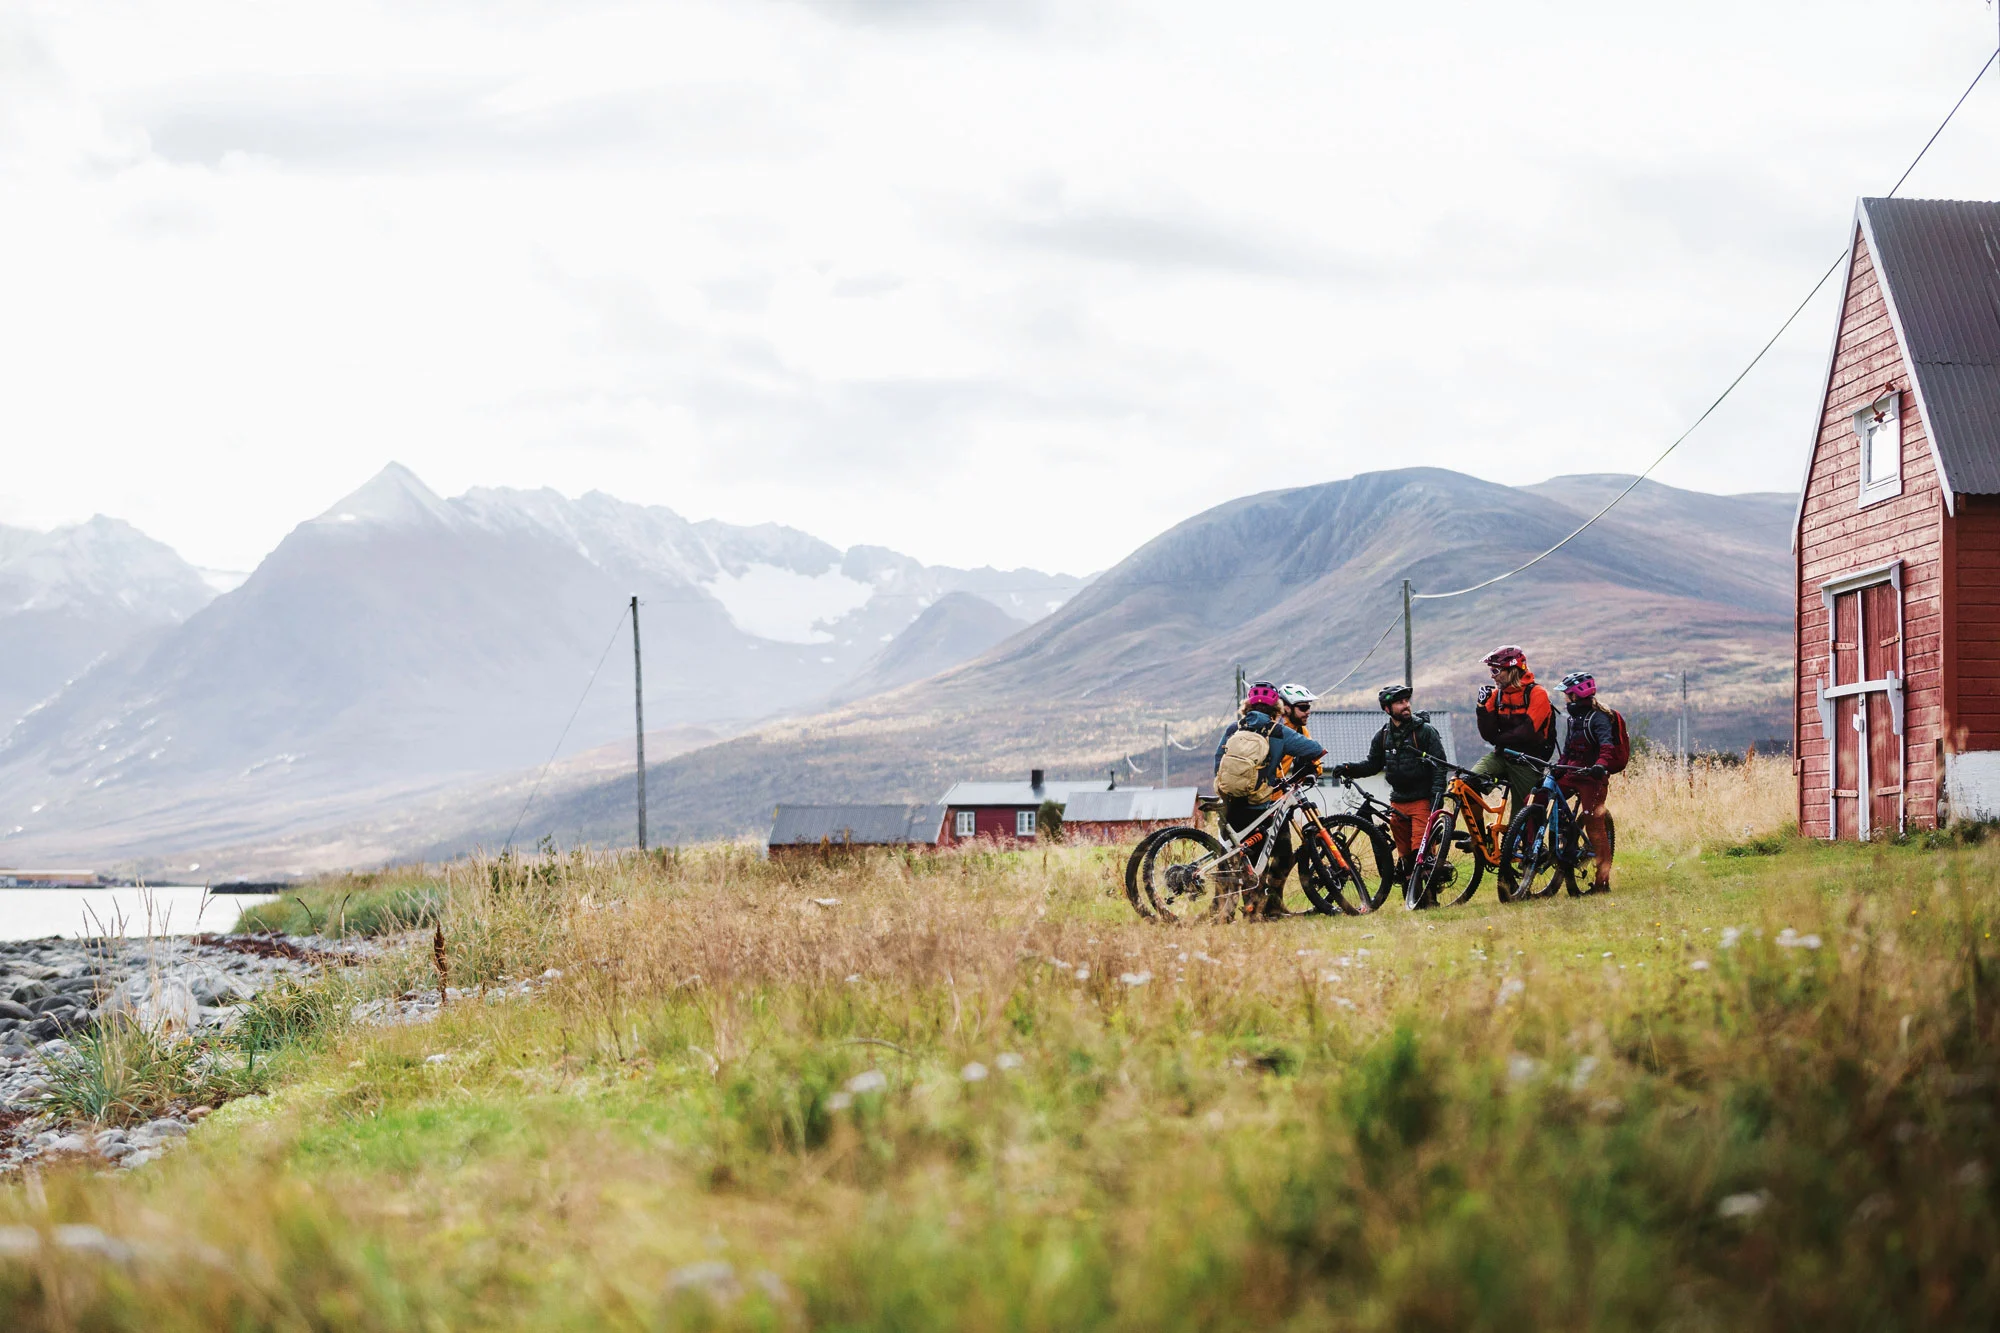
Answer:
[{"left": 0, "top": 888, "right": 273, "bottom": 942}]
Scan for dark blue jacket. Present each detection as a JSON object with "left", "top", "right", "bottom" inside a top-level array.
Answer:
[{"left": 1213, "top": 707, "right": 1326, "bottom": 806}]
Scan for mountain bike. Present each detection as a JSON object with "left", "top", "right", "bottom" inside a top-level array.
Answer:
[
  {"left": 1133, "top": 776, "right": 1388, "bottom": 922},
  {"left": 1405, "top": 762, "right": 1514, "bottom": 910},
  {"left": 1498, "top": 750, "right": 1618, "bottom": 900}
]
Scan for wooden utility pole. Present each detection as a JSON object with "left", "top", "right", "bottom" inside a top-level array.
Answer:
[
  {"left": 632, "top": 595, "right": 647, "bottom": 851},
  {"left": 1161, "top": 723, "right": 1170, "bottom": 790},
  {"left": 1679, "top": 671, "right": 1690, "bottom": 786},
  {"left": 1234, "top": 664, "right": 1246, "bottom": 711},
  {"left": 1402, "top": 579, "right": 1414, "bottom": 690}
]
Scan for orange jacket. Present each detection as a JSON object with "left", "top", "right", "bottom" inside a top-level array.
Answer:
[
  {"left": 1273, "top": 717, "right": 1317, "bottom": 782},
  {"left": 1476, "top": 669, "right": 1555, "bottom": 759}
]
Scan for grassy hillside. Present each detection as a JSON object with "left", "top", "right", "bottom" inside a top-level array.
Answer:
[{"left": 9, "top": 759, "right": 2000, "bottom": 1329}]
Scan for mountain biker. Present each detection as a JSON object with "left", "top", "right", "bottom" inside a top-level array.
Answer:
[
  {"left": 1330, "top": 683, "right": 1448, "bottom": 876},
  {"left": 1212, "top": 681, "right": 1327, "bottom": 918},
  {"left": 1272, "top": 683, "right": 1318, "bottom": 779},
  {"left": 1472, "top": 645, "right": 1555, "bottom": 811},
  {"left": 1554, "top": 670, "right": 1617, "bottom": 894}
]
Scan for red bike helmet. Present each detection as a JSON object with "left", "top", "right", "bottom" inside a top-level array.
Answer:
[
  {"left": 1483, "top": 644, "right": 1527, "bottom": 669},
  {"left": 1243, "top": 681, "right": 1283, "bottom": 711}
]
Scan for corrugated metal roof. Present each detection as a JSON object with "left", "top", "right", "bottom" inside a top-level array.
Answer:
[
  {"left": 939, "top": 779, "right": 1113, "bottom": 806},
  {"left": 1861, "top": 198, "right": 2000, "bottom": 494},
  {"left": 1307, "top": 710, "right": 1460, "bottom": 768},
  {"left": 769, "top": 804, "right": 946, "bottom": 847},
  {"left": 1063, "top": 787, "right": 1200, "bottom": 822}
]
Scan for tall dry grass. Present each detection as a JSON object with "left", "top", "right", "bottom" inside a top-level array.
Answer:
[
  {"left": 13, "top": 784, "right": 2000, "bottom": 1330},
  {"left": 1614, "top": 749, "right": 1794, "bottom": 851}
]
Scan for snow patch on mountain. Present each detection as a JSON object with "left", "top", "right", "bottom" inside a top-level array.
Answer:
[{"left": 704, "top": 564, "right": 877, "bottom": 644}]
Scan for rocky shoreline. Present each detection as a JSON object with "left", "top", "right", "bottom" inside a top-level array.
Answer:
[{"left": 0, "top": 932, "right": 373, "bottom": 1174}]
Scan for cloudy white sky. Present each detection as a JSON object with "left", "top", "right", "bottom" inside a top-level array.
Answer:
[{"left": 3, "top": 0, "right": 1998, "bottom": 575}]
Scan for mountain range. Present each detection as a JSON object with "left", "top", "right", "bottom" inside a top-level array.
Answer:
[
  {"left": 0, "top": 465, "right": 1793, "bottom": 874},
  {"left": 0, "top": 517, "right": 222, "bottom": 733},
  {"left": 0, "top": 465, "right": 1086, "bottom": 866},
  {"left": 493, "top": 467, "right": 1793, "bottom": 856}
]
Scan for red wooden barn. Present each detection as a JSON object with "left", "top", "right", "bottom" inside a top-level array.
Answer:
[{"left": 1794, "top": 197, "right": 2000, "bottom": 838}]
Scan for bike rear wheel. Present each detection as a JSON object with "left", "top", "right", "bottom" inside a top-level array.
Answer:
[
  {"left": 1298, "top": 814, "right": 1393, "bottom": 915},
  {"left": 1503, "top": 803, "right": 1564, "bottom": 900},
  {"left": 1141, "top": 827, "right": 1234, "bottom": 923},
  {"left": 1563, "top": 810, "right": 1617, "bottom": 897},
  {"left": 1124, "top": 828, "right": 1171, "bottom": 919}
]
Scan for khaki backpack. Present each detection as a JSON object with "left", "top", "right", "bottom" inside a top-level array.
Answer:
[{"left": 1215, "top": 717, "right": 1278, "bottom": 801}]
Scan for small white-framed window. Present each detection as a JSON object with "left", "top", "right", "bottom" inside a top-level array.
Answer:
[
  {"left": 954, "top": 810, "right": 976, "bottom": 839},
  {"left": 1855, "top": 392, "right": 1901, "bottom": 505},
  {"left": 1015, "top": 809, "right": 1037, "bottom": 838}
]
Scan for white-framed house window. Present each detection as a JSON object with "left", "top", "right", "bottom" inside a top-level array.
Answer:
[
  {"left": 1855, "top": 391, "right": 1901, "bottom": 506},
  {"left": 1015, "top": 809, "right": 1037, "bottom": 838},
  {"left": 954, "top": 810, "right": 976, "bottom": 839}
]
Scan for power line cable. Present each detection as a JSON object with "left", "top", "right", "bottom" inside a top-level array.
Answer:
[
  {"left": 1411, "top": 43, "right": 1999, "bottom": 604},
  {"left": 503, "top": 604, "right": 631, "bottom": 849},
  {"left": 1316, "top": 606, "right": 1406, "bottom": 693}
]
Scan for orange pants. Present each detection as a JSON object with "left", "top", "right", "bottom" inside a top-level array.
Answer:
[{"left": 1388, "top": 799, "right": 1433, "bottom": 861}]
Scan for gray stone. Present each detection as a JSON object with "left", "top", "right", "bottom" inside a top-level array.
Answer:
[
  {"left": 10, "top": 982, "right": 50, "bottom": 1004},
  {"left": 0, "top": 1000, "right": 31, "bottom": 1021}
]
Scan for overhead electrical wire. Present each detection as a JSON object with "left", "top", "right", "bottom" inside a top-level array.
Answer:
[
  {"left": 503, "top": 603, "right": 631, "bottom": 849},
  {"left": 1286, "top": 42, "right": 2000, "bottom": 702},
  {"left": 1411, "top": 43, "right": 2000, "bottom": 605}
]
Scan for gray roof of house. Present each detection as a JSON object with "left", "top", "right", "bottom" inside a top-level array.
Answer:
[
  {"left": 1062, "top": 787, "right": 1200, "bottom": 823},
  {"left": 1860, "top": 197, "right": 2000, "bottom": 495},
  {"left": 939, "top": 779, "right": 1113, "bottom": 807},
  {"left": 1308, "top": 710, "right": 1460, "bottom": 768},
  {"left": 769, "top": 804, "right": 946, "bottom": 847}
]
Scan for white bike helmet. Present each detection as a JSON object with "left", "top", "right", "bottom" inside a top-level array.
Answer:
[{"left": 1276, "top": 683, "right": 1318, "bottom": 706}]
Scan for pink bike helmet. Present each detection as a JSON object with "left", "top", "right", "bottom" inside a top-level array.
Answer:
[
  {"left": 1243, "top": 681, "right": 1283, "bottom": 711},
  {"left": 1561, "top": 671, "right": 1597, "bottom": 698}
]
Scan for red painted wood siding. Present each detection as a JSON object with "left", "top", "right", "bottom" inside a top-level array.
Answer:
[
  {"left": 1955, "top": 495, "right": 2000, "bottom": 750},
  {"left": 938, "top": 806, "right": 1038, "bottom": 845},
  {"left": 1795, "top": 229, "right": 1947, "bottom": 836}
]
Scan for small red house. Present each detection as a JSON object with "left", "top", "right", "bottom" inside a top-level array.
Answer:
[
  {"left": 1794, "top": 197, "right": 2000, "bottom": 838},
  {"left": 937, "top": 770, "right": 1112, "bottom": 846}
]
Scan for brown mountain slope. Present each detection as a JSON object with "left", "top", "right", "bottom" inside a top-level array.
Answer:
[{"left": 466, "top": 467, "right": 1793, "bottom": 853}]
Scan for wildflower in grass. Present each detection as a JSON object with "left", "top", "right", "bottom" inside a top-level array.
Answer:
[
  {"left": 1775, "top": 929, "right": 1822, "bottom": 950},
  {"left": 1497, "top": 977, "right": 1525, "bottom": 1004},
  {"left": 845, "top": 1070, "right": 887, "bottom": 1095},
  {"left": 1690, "top": 959, "right": 1711, "bottom": 971},
  {"left": 1720, "top": 927, "right": 1742, "bottom": 948},
  {"left": 960, "top": 1062, "right": 988, "bottom": 1082},
  {"left": 1117, "top": 971, "right": 1151, "bottom": 986},
  {"left": 994, "top": 1053, "right": 1023, "bottom": 1071},
  {"left": 1718, "top": 1191, "right": 1769, "bottom": 1219}
]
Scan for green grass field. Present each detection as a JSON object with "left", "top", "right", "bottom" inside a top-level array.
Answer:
[{"left": 7, "top": 757, "right": 2000, "bottom": 1330}]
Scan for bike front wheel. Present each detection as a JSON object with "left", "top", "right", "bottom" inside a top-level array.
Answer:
[
  {"left": 1298, "top": 815, "right": 1393, "bottom": 915},
  {"left": 1503, "top": 803, "right": 1564, "bottom": 900},
  {"left": 1141, "top": 827, "right": 1233, "bottom": 923},
  {"left": 1408, "top": 811, "right": 1457, "bottom": 910}
]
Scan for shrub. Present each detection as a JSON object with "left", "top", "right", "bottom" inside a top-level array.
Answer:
[
  {"left": 34, "top": 1019, "right": 231, "bottom": 1126},
  {"left": 231, "top": 975, "right": 346, "bottom": 1053}
]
